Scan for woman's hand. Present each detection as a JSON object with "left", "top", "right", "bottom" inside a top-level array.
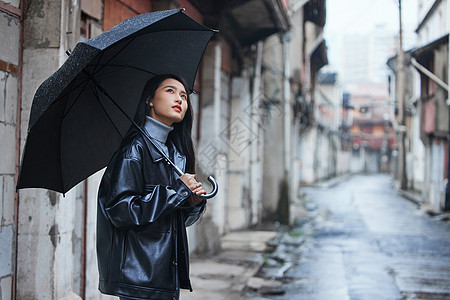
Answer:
[{"left": 179, "top": 173, "right": 206, "bottom": 205}]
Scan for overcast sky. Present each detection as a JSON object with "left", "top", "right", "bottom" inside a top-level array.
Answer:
[
  {"left": 325, "top": 0, "right": 418, "bottom": 35},
  {"left": 324, "top": 0, "right": 419, "bottom": 74}
]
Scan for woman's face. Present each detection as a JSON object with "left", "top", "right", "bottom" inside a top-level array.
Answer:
[{"left": 148, "top": 78, "right": 188, "bottom": 126}]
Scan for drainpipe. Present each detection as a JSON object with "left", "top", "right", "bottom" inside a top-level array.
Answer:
[
  {"left": 446, "top": 2, "right": 450, "bottom": 210},
  {"left": 214, "top": 44, "right": 221, "bottom": 161},
  {"left": 14, "top": 1, "right": 25, "bottom": 299},
  {"left": 81, "top": 181, "right": 87, "bottom": 299},
  {"left": 282, "top": 32, "right": 291, "bottom": 179}
]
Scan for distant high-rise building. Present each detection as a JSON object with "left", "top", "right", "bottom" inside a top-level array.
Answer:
[
  {"left": 339, "top": 26, "right": 397, "bottom": 84},
  {"left": 335, "top": 25, "right": 416, "bottom": 85}
]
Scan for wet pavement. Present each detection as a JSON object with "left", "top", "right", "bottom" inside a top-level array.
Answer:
[{"left": 244, "top": 173, "right": 450, "bottom": 300}]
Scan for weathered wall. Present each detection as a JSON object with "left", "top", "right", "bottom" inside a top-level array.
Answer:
[
  {"left": 262, "top": 35, "right": 285, "bottom": 220},
  {"left": 226, "top": 74, "right": 252, "bottom": 230},
  {"left": 415, "top": 0, "right": 449, "bottom": 211},
  {"left": 0, "top": 2, "right": 20, "bottom": 298},
  {"left": 86, "top": 170, "right": 114, "bottom": 300},
  {"left": 299, "top": 127, "right": 318, "bottom": 184},
  {"left": 16, "top": 1, "right": 82, "bottom": 299},
  {"left": 192, "top": 41, "right": 229, "bottom": 254}
]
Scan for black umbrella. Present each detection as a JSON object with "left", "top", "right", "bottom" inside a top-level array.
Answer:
[{"left": 17, "top": 9, "right": 218, "bottom": 198}]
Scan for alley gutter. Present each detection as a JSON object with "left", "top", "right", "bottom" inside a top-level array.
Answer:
[{"left": 398, "top": 189, "right": 423, "bottom": 207}]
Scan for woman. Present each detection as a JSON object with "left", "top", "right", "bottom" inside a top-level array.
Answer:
[{"left": 97, "top": 74, "right": 207, "bottom": 300}]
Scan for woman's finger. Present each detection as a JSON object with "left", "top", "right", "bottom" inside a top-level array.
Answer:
[
  {"left": 192, "top": 186, "right": 206, "bottom": 195},
  {"left": 196, "top": 189, "right": 207, "bottom": 195}
]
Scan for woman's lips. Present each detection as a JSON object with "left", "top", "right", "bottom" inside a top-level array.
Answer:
[{"left": 172, "top": 105, "right": 182, "bottom": 112}]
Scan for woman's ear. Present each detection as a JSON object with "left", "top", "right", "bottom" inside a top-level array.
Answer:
[
  {"left": 146, "top": 97, "right": 154, "bottom": 109},
  {"left": 144, "top": 98, "right": 152, "bottom": 117}
]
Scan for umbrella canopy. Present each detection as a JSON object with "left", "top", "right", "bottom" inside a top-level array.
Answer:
[{"left": 17, "top": 9, "right": 216, "bottom": 194}]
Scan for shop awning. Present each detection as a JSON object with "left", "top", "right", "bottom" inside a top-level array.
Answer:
[
  {"left": 310, "top": 39, "right": 328, "bottom": 73},
  {"left": 189, "top": 0, "right": 291, "bottom": 46},
  {"left": 412, "top": 34, "right": 448, "bottom": 64},
  {"left": 411, "top": 34, "right": 449, "bottom": 91}
]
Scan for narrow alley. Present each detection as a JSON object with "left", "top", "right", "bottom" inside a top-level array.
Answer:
[
  {"left": 246, "top": 173, "right": 450, "bottom": 300},
  {"left": 2, "top": 1, "right": 449, "bottom": 299}
]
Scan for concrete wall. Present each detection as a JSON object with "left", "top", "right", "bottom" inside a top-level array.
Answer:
[
  {"left": 300, "top": 126, "right": 352, "bottom": 184},
  {"left": 0, "top": 2, "right": 20, "bottom": 298},
  {"left": 417, "top": 0, "right": 448, "bottom": 45},
  {"left": 15, "top": 1, "right": 86, "bottom": 299},
  {"left": 430, "top": 140, "right": 446, "bottom": 210},
  {"left": 86, "top": 171, "right": 113, "bottom": 300},
  {"left": 287, "top": 6, "right": 305, "bottom": 212},
  {"left": 262, "top": 35, "right": 285, "bottom": 220},
  {"left": 315, "top": 77, "right": 352, "bottom": 178},
  {"left": 299, "top": 128, "right": 317, "bottom": 184},
  {"left": 227, "top": 74, "right": 252, "bottom": 230},
  {"left": 300, "top": 77, "right": 348, "bottom": 183},
  {"left": 193, "top": 41, "right": 230, "bottom": 254},
  {"left": 408, "top": 68, "right": 426, "bottom": 194}
]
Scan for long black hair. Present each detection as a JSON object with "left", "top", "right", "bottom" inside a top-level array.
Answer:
[{"left": 135, "top": 74, "right": 196, "bottom": 173}]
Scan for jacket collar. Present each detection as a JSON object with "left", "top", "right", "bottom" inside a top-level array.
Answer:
[{"left": 141, "top": 133, "right": 186, "bottom": 173}]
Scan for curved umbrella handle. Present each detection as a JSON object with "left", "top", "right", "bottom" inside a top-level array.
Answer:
[{"left": 198, "top": 175, "right": 218, "bottom": 199}]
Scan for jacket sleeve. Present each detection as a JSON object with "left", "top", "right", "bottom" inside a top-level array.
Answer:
[
  {"left": 182, "top": 199, "right": 206, "bottom": 227},
  {"left": 103, "top": 154, "right": 193, "bottom": 229}
]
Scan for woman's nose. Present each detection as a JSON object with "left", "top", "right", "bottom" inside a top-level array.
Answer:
[{"left": 175, "top": 97, "right": 182, "bottom": 104}]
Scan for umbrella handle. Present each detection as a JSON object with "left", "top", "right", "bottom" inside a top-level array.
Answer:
[
  {"left": 197, "top": 175, "right": 219, "bottom": 199},
  {"left": 166, "top": 159, "right": 218, "bottom": 199}
]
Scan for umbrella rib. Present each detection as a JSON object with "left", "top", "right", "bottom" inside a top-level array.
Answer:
[
  {"left": 91, "top": 51, "right": 105, "bottom": 76},
  {"left": 91, "top": 37, "right": 137, "bottom": 77},
  {"left": 88, "top": 64, "right": 159, "bottom": 77},
  {"left": 62, "top": 78, "right": 91, "bottom": 120},
  {"left": 47, "top": 73, "right": 96, "bottom": 111},
  {"left": 89, "top": 80, "right": 126, "bottom": 139},
  {"left": 59, "top": 78, "right": 93, "bottom": 192}
]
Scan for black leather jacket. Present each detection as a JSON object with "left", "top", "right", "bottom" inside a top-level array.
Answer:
[{"left": 97, "top": 128, "right": 205, "bottom": 299}]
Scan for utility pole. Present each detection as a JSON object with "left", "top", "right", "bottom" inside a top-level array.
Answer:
[
  {"left": 446, "top": 0, "right": 450, "bottom": 210},
  {"left": 397, "top": 0, "right": 407, "bottom": 189}
]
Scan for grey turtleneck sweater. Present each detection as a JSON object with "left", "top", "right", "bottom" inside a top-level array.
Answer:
[{"left": 144, "top": 116, "right": 173, "bottom": 158}]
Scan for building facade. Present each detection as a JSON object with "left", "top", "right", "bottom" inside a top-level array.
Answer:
[
  {"left": 413, "top": 0, "right": 449, "bottom": 211},
  {"left": 388, "top": 0, "right": 449, "bottom": 211}
]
